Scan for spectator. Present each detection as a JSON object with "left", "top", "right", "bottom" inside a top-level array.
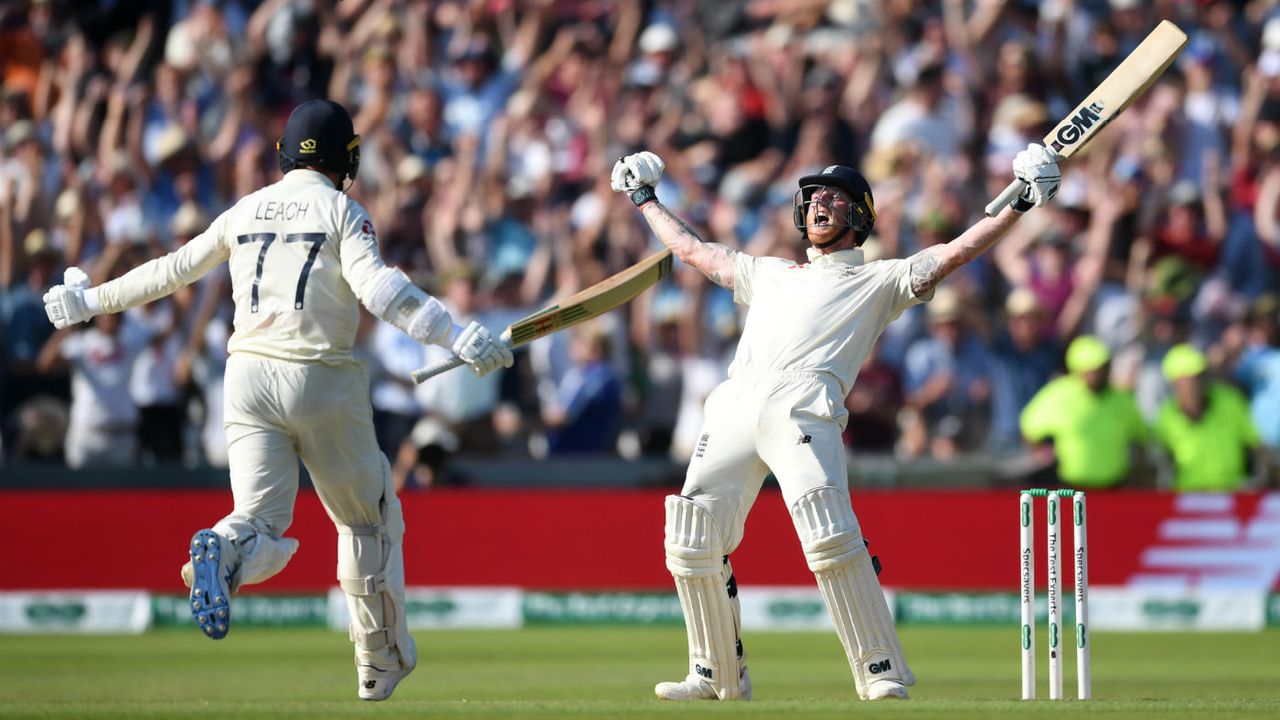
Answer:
[
  {"left": 988, "top": 288, "right": 1059, "bottom": 454},
  {"left": 1154, "top": 344, "right": 1262, "bottom": 491},
  {"left": 1020, "top": 335, "right": 1148, "bottom": 488},
  {"left": 37, "top": 312, "right": 146, "bottom": 469},
  {"left": 392, "top": 417, "right": 464, "bottom": 491},
  {"left": 900, "top": 286, "right": 992, "bottom": 458},
  {"left": 841, "top": 339, "right": 903, "bottom": 455},
  {"left": 541, "top": 324, "right": 622, "bottom": 455}
]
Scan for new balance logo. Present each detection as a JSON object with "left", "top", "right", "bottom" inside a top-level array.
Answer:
[
  {"left": 797, "top": 435, "right": 812, "bottom": 445},
  {"left": 363, "top": 680, "right": 377, "bottom": 689},
  {"left": 695, "top": 664, "right": 713, "bottom": 679},
  {"left": 868, "top": 659, "right": 892, "bottom": 675}
]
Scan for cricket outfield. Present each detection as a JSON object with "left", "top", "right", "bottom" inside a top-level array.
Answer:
[{"left": 2, "top": 626, "right": 1278, "bottom": 719}]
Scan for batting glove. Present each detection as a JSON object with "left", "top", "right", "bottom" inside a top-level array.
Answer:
[
  {"left": 1011, "top": 143, "right": 1061, "bottom": 212},
  {"left": 610, "top": 151, "right": 665, "bottom": 207},
  {"left": 43, "top": 267, "right": 98, "bottom": 329},
  {"left": 451, "top": 321, "right": 513, "bottom": 378}
]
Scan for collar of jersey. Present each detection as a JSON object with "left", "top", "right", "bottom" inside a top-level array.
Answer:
[
  {"left": 805, "top": 247, "right": 864, "bottom": 267},
  {"left": 282, "top": 169, "right": 336, "bottom": 189}
]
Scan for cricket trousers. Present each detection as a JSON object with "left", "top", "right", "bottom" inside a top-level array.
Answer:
[
  {"left": 681, "top": 371, "right": 852, "bottom": 548},
  {"left": 218, "top": 353, "right": 415, "bottom": 674}
]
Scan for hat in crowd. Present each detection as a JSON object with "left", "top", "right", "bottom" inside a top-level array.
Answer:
[
  {"left": 170, "top": 201, "right": 210, "bottom": 238},
  {"left": 396, "top": 155, "right": 428, "bottom": 185},
  {"left": 1065, "top": 335, "right": 1110, "bottom": 374},
  {"left": 1250, "top": 292, "right": 1278, "bottom": 321},
  {"left": 624, "top": 59, "right": 662, "bottom": 89},
  {"left": 1162, "top": 343, "right": 1207, "bottom": 382},
  {"left": 23, "top": 229, "right": 58, "bottom": 261},
  {"left": 638, "top": 23, "right": 678, "bottom": 55},
  {"left": 992, "top": 93, "right": 1047, "bottom": 130},
  {"left": 1168, "top": 180, "right": 1201, "bottom": 206},
  {"left": 1005, "top": 286, "right": 1041, "bottom": 317},
  {"left": 153, "top": 124, "right": 192, "bottom": 164},
  {"left": 927, "top": 286, "right": 962, "bottom": 323},
  {"left": 440, "top": 260, "right": 478, "bottom": 285},
  {"left": 1265, "top": 17, "right": 1280, "bottom": 52},
  {"left": 54, "top": 189, "right": 81, "bottom": 222},
  {"left": 5, "top": 120, "right": 36, "bottom": 148},
  {"left": 410, "top": 417, "right": 459, "bottom": 453}
]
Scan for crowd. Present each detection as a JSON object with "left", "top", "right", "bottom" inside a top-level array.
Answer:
[{"left": 1, "top": 0, "right": 1278, "bottom": 491}]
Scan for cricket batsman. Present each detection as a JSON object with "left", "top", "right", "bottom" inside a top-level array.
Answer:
[
  {"left": 611, "top": 144, "right": 1060, "bottom": 700},
  {"left": 43, "top": 99, "right": 513, "bottom": 700}
]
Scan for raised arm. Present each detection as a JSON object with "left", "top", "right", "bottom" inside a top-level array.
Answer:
[
  {"left": 613, "top": 151, "right": 739, "bottom": 290},
  {"left": 907, "top": 207, "right": 1020, "bottom": 297},
  {"left": 909, "top": 143, "right": 1061, "bottom": 298}
]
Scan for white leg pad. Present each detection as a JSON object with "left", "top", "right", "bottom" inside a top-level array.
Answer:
[
  {"left": 791, "top": 487, "right": 909, "bottom": 699},
  {"left": 337, "top": 496, "right": 416, "bottom": 674},
  {"left": 210, "top": 515, "right": 299, "bottom": 591},
  {"left": 664, "top": 495, "right": 741, "bottom": 700}
]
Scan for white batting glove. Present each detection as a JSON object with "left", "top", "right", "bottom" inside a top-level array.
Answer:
[
  {"left": 1011, "top": 143, "right": 1061, "bottom": 212},
  {"left": 451, "top": 321, "right": 513, "bottom": 377},
  {"left": 43, "top": 267, "right": 98, "bottom": 329},
  {"left": 611, "top": 151, "right": 665, "bottom": 207}
]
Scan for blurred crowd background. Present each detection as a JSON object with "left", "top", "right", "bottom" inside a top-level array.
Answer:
[{"left": 2, "top": 0, "right": 1279, "bottom": 491}]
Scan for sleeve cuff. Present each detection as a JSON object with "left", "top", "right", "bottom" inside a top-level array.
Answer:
[
  {"left": 446, "top": 322, "right": 466, "bottom": 347},
  {"left": 84, "top": 287, "right": 102, "bottom": 313}
]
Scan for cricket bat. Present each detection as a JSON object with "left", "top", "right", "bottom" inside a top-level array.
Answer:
[
  {"left": 985, "top": 20, "right": 1188, "bottom": 217},
  {"left": 410, "top": 249, "right": 674, "bottom": 383}
]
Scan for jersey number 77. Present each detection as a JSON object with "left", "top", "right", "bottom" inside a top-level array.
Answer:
[{"left": 236, "top": 233, "right": 327, "bottom": 312}]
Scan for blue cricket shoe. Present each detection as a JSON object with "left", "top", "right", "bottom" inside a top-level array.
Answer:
[{"left": 188, "top": 529, "right": 233, "bottom": 639}]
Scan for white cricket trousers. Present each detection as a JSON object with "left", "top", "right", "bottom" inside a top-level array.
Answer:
[
  {"left": 221, "top": 353, "right": 392, "bottom": 538},
  {"left": 682, "top": 371, "right": 851, "bottom": 550}
]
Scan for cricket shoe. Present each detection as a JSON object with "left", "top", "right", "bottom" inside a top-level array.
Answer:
[
  {"left": 866, "top": 678, "right": 910, "bottom": 700},
  {"left": 655, "top": 665, "right": 752, "bottom": 701},
  {"left": 358, "top": 662, "right": 415, "bottom": 701},
  {"left": 188, "top": 529, "right": 234, "bottom": 640}
]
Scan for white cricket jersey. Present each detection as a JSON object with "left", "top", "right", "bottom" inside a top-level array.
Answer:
[
  {"left": 96, "top": 170, "right": 393, "bottom": 363},
  {"left": 729, "top": 247, "right": 925, "bottom": 394}
]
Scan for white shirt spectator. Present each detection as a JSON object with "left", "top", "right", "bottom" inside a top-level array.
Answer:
[{"left": 370, "top": 320, "right": 425, "bottom": 416}]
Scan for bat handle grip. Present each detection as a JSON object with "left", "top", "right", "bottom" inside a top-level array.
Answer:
[
  {"left": 984, "top": 179, "right": 1027, "bottom": 217},
  {"left": 409, "top": 328, "right": 514, "bottom": 385},
  {"left": 411, "top": 356, "right": 465, "bottom": 384}
]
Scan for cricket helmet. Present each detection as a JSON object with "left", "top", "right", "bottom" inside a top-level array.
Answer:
[
  {"left": 277, "top": 99, "right": 361, "bottom": 185},
  {"left": 793, "top": 165, "right": 876, "bottom": 248}
]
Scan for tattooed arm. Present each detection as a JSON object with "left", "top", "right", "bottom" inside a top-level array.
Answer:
[
  {"left": 639, "top": 201, "right": 738, "bottom": 290},
  {"left": 908, "top": 205, "right": 1021, "bottom": 298}
]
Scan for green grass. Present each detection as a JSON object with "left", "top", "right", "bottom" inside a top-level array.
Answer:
[{"left": 2, "top": 626, "right": 1279, "bottom": 719}]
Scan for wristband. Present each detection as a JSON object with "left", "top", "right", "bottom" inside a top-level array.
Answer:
[
  {"left": 1011, "top": 185, "right": 1035, "bottom": 214},
  {"left": 629, "top": 186, "right": 657, "bottom": 208}
]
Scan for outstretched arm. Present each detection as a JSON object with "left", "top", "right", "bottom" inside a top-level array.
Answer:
[
  {"left": 615, "top": 151, "right": 738, "bottom": 290},
  {"left": 908, "top": 207, "right": 1020, "bottom": 297},
  {"left": 910, "top": 142, "right": 1060, "bottom": 297},
  {"left": 638, "top": 201, "right": 738, "bottom": 291}
]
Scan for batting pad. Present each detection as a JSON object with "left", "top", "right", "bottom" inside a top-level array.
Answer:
[
  {"left": 791, "top": 487, "right": 908, "bottom": 698},
  {"left": 337, "top": 476, "right": 416, "bottom": 673},
  {"left": 664, "top": 495, "right": 742, "bottom": 700}
]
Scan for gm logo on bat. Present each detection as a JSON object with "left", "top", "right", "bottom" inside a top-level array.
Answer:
[{"left": 1049, "top": 101, "right": 1106, "bottom": 153}]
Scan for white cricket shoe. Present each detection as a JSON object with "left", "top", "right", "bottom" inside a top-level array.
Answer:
[
  {"left": 655, "top": 665, "right": 752, "bottom": 701},
  {"left": 358, "top": 662, "right": 414, "bottom": 701},
  {"left": 867, "top": 678, "right": 910, "bottom": 700}
]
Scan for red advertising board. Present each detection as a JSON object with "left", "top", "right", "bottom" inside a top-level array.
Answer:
[{"left": 2, "top": 489, "right": 1277, "bottom": 592}]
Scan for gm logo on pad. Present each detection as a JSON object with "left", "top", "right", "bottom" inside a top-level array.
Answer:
[{"left": 299, "top": 138, "right": 318, "bottom": 154}]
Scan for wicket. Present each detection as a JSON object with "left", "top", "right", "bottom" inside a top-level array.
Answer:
[{"left": 1019, "top": 488, "right": 1091, "bottom": 701}]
